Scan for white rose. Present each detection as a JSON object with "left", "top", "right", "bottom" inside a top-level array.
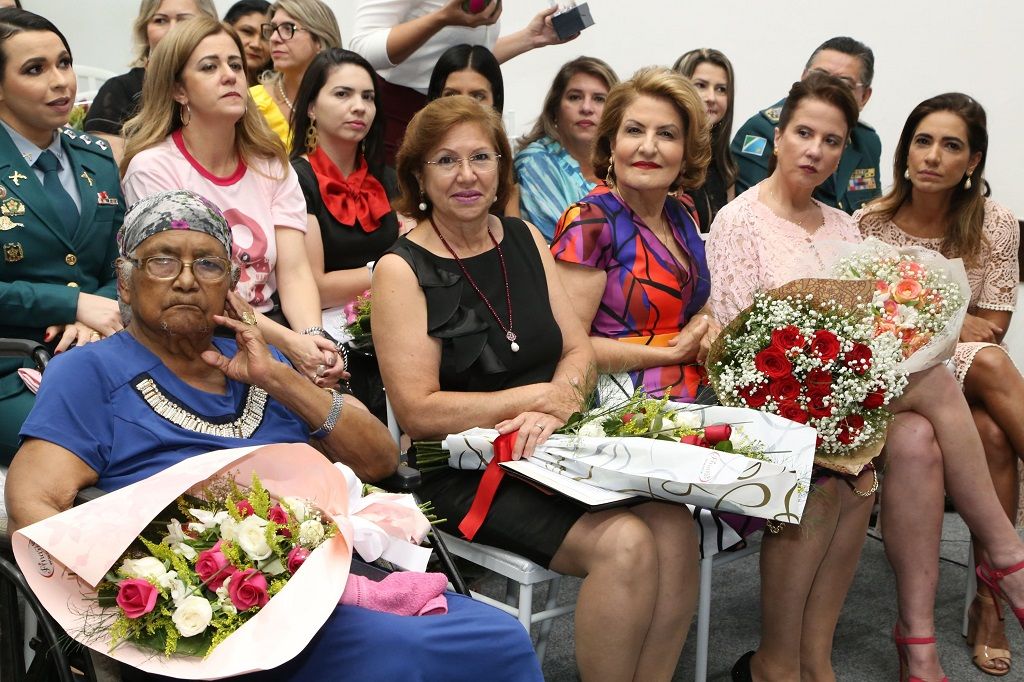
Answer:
[
  {"left": 119, "top": 557, "right": 167, "bottom": 581},
  {"left": 666, "top": 410, "right": 701, "bottom": 430},
  {"left": 235, "top": 515, "right": 272, "bottom": 560},
  {"left": 219, "top": 516, "right": 239, "bottom": 543},
  {"left": 281, "top": 496, "right": 309, "bottom": 522},
  {"left": 171, "top": 595, "right": 213, "bottom": 637},
  {"left": 187, "top": 508, "right": 230, "bottom": 534},
  {"left": 157, "top": 572, "right": 189, "bottom": 605},
  {"left": 298, "top": 519, "right": 325, "bottom": 547},
  {"left": 577, "top": 422, "right": 605, "bottom": 439}
]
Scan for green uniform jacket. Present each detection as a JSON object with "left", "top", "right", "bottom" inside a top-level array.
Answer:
[
  {"left": 0, "top": 126, "right": 123, "bottom": 401},
  {"left": 730, "top": 98, "right": 882, "bottom": 215}
]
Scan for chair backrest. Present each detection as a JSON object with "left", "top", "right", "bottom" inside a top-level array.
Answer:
[{"left": 74, "top": 65, "right": 118, "bottom": 102}]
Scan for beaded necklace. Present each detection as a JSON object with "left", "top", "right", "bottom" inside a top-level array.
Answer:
[
  {"left": 430, "top": 218, "right": 519, "bottom": 352},
  {"left": 276, "top": 78, "right": 294, "bottom": 112}
]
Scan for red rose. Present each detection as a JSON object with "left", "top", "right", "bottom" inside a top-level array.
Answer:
[
  {"left": 680, "top": 434, "right": 709, "bottom": 447},
  {"left": 236, "top": 501, "right": 255, "bottom": 517},
  {"left": 738, "top": 383, "right": 769, "bottom": 409},
  {"left": 806, "top": 395, "right": 834, "bottom": 419},
  {"left": 837, "top": 428, "right": 856, "bottom": 445},
  {"left": 771, "top": 325, "right": 805, "bottom": 351},
  {"left": 195, "top": 541, "right": 237, "bottom": 591},
  {"left": 809, "top": 330, "right": 841, "bottom": 362},
  {"left": 754, "top": 346, "right": 793, "bottom": 379},
  {"left": 778, "top": 401, "right": 809, "bottom": 424},
  {"left": 844, "top": 414, "right": 865, "bottom": 430},
  {"left": 703, "top": 424, "right": 732, "bottom": 445},
  {"left": 844, "top": 343, "right": 873, "bottom": 375},
  {"left": 621, "top": 413, "right": 635, "bottom": 424},
  {"left": 116, "top": 578, "right": 159, "bottom": 619},
  {"left": 861, "top": 389, "right": 885, "bottom": 409},
  {"left": 769, "top": 376, "right": 801, "bottom": 402},
  {"left": 228, "top": 568, "right": 270, "bottom": 611},
  {"left": 268, "top": 504, "right": 292, "bottom": 536},
  {"left": 287, "top": 546, "right": 310, "bottom": 574},
  {"left": 805, "top": 367, "right": 833, "bottom": 396}
]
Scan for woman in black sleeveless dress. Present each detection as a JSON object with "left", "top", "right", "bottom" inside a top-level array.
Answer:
[{"left": 372, "top": 96, "right": 701, "bottom": 682}]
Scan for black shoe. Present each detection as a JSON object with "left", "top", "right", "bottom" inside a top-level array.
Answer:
[{"left": 731, "top": 650, "right": 755, "bottom": 682}]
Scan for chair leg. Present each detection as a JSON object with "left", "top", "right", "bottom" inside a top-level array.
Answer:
[
  {"left": 694, "top": 555, "right": 712, "bottom": 682},
  {"left": 517, "top": 582, "right": 534, "bottom": 634},
  {"left": 425, "top": 529, "right": 469, "bottom": 596},
  {"left": 534, "top": 576, "right": 561, "bottom": 664}
]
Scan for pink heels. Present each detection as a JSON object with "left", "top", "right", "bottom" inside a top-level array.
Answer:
[
  {"left": 976, "top": 559, "right": 1024, "bottom": 630},
  {"left": 893, "top": 624, "right": 948, "bottom": 682}
]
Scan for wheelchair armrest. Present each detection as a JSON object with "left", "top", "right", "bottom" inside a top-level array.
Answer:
[
  {"left": 74, "top": 487, "right": 105, "bottom": 505},
  {"left": 0, "top": 338, "right": 50, "bottom": 370},
  {"left": 375, "top": 463, "right": 421, "bottom": 492}
]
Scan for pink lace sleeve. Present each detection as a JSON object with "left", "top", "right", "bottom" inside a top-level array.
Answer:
[
  {"left": 706, "top": 201, "right": 765, "bottom": 324},
  {"left": 977, "top": 200, "right": 1019, "bottom": 311}
]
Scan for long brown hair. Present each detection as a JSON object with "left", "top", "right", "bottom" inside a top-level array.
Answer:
[
  {"left": 863, "top": 93, "right": 988, "bottom": 265},
  {"left": 673, "top": 48, "right": 737, "bottom": 188},
  {"left": 130, "top": 0, "right": 218, "bottom": 67},
  {"left": 121, "top": 16, "right": 287, "bottom": 176}
]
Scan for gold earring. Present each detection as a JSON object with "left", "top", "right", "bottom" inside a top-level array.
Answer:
[
  {"left": 180, "top": 103, "right": 192, "bottom": 127},
  {"left": 305, "top": 119, "right": 318, "bottom": 153},
  {"left": 606, "top": 164, "right": 617, "bottom": 188}
]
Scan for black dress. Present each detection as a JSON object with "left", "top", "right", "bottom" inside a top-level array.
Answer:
[
  {"left": 389, "top": 217, "right": 585, "bottom": 567},
  {"left": 688, "top": 162, "right": 730, "bottom": 233},
  {"left": 292, "top": 158, "right": 400, "bottom": 421},
  {"left": 83, "top": 68, "right": 145, "bottom": 136}
]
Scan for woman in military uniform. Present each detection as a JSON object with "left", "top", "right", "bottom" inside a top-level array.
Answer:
[{"left": 0, "top": 8, "right": 125, "bottom": 464}]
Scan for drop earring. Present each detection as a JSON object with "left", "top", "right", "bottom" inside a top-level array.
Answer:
[
  {"left": 305, "top": 118, "right": 318, "bottom": 153},
  {"left": 964, "top": 174, "right": 972, "bottom": 190},
  {"left": 180, "top": 103, "right": 192, "bottom": 127},
  {"left": 904, "top": 168, "right": 910, "bottom": 180},
  {"left": 418, "top": 191, "right": 428, "bottom": 212}
]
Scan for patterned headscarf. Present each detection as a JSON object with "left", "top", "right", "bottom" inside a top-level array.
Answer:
[{"left": 118, "top": 190, "right": 232, "bottom": 258}]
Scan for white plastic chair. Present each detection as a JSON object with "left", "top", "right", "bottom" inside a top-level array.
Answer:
[{"left": 74, "top": 65, "right": 118, "bottom": 103}]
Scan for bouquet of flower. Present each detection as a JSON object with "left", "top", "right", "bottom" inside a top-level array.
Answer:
[
  {"left": 68, "top": 102, "right": 89, "bottom": 131},
  {"left": 830, "top": 238, "right": 970, "bottom": 373},
  {"left": 98, "top": 473, "right": 335, "bottom": 658},
  {"left": 12, "top": 444, "right": 432, "bottom": 679},
  {"left": 708, "top": 278, "right": 909, "bottom": 475},
  {"left": 343, "top": 289, "right": 373, "bottom": 351}
]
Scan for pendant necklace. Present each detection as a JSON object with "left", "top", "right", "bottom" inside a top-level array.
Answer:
[{"left": 430, "top": 219, "right": 519, "bottom": 352}]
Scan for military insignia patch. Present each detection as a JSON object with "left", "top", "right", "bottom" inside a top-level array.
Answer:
[
  {"left": 97, "top": 191, "right": 119, "bottom": 206},
  {"left": 3, "top": 242, "right": 24, "bottom": 262},
  {"left": 763, "top": 106, "right": 782, "bottom": 123},
  {"left": 848, "top": 168, "right": 877, "bottom": 191},
  {"left": 741, "top": 135, "right": 768, "bottom": 157},
  {"left": 2, "top": 198, "right": 25, "bottom": 216},
  {"left": 0, "top": 216, "right": 23, "bottom": 231}
]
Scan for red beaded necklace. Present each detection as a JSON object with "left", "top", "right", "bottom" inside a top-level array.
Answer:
[{"left": 430, "top": 218, "right": 519, "bottom": 353}]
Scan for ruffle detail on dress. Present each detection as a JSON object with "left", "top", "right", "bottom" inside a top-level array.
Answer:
[{"left": 401, "top": 245, "right": 507, "bottom": 376}]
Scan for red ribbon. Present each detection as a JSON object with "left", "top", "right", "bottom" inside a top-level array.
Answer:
[{"left": 458, "top": 430, "right": 519, "bottom": 541}]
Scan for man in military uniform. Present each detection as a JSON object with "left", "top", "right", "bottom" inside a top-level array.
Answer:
[{"left": 731, "top": 36, "right": 881, "bottom": 214}]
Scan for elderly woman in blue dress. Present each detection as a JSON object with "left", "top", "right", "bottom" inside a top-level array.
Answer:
[{"left": 4, "top": 189, "right": 543, "bottom": 682}]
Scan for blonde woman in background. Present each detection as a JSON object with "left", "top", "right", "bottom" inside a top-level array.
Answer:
[
  {"left": 83, "top": 0, "right": 217, "bottom": 163},
  {"left": 121, "top": 15, "right": 344, "bottom": 388},
  {"left": 250, "top": 0, "right": 341, "bottom": 146}
]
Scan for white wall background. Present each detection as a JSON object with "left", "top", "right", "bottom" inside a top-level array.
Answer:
[{"left": 20, "top": 0, "right": 1024, "bottom": 362}]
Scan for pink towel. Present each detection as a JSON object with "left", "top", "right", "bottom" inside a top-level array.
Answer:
[
  {"left": 340, "top": 571, "right": 448, "bottom": 616},
  {"left": 18, "top": 368, "right": 41, "bottom": 394}
]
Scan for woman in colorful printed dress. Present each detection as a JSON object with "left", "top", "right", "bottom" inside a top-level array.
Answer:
[
  {"left": 858, "top": 92, "right": 1022, "bottom": 677},
  {"left": 514, "top": 56, "right": 618, "bottom": 241}
]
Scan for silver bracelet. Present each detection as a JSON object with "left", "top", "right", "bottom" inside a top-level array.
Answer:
[
  {"left": 310, "top": 388, "right": 343, "bottom": 440},
  {"left": 301, "top": 326, "right": 327, "bottom": 337}
]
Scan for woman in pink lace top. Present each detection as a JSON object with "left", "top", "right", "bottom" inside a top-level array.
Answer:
[
  {"left": 857, "top": 93, "right": 1023, "bottom": 677},
  {"left": 707, "top": 76, "right": 1024, "bottom": 682}
]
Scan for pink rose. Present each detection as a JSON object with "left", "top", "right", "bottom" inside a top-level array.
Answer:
[
  {"left": 195, "top": 541, "right": 237, "bottom": 591},
  {"left": 892, "top": 278, "right": 923, "bottom": 304},
  {"left": 899, "top": 261, "right": 925, "bottom": 279},
  {"left": 236, "top": 500, "right": 255, "bottom": 517},
  {"left": 228, "top": 568, "right": 270, "bottom": 611},
  {"left": 268, "top": 504, "right": 292, "bottom": 536},
  {"left": 116, "top": 578, "right": 159, "bottom": 619},
  {"left": 287, "top": 546, "right": 310, "bottom": 574}
]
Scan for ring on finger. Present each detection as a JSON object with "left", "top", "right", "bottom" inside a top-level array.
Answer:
[
  {"left": 315, "top": 364, "right": 326, "bottom": 378},
  {"left": 240, "top": 311, "right": 257, "bottom": 326},
  {"left": 533, "top": 423, "right": 544, "bottom": 431}
]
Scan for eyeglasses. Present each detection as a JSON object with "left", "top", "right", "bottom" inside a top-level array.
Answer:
[
  {"left": 424, "top": 152, "right": 502, "bottom": 174},
  {"left": 130, "top": 256, "right": 231, "bottom": 282},
  {"left": 807, "top": 68, "right": 865, "bottom": 91},
  {"left": 260, "top": 22, "right": 309, "bottom": 41}
]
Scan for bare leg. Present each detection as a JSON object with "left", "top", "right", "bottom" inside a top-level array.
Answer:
[
  {"left": 890, "top": 364, "right": 1024, "bottom": 606},
  {"left": 750, "top": 478, "right": 842, "bottom": 681},
  {"left": 549, "top": 509, "right": 660, "bottom": 682},
  {"left": 629, "top": 502, "right": 700, "bottom": 681},
  {"left": 800, "top": 472, "right": 876, "bottom": 682},
  {"left": 877, "top": 413, "right": 946, "bottom": 680},
  {"left": 964, "top": 347, "right": 1024, "bottom": 455}
]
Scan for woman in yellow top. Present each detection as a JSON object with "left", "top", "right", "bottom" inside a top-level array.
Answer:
[{"left": 250, "top": 0, "right": 341, "bottom": 145}]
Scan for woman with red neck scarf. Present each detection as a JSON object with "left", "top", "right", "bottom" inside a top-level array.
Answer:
[{"left": 290, "top": 48, "right": 398, "bottom": 418}]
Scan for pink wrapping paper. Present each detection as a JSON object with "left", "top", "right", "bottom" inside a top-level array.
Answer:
[{"left": 12, "top": 443, "right": 354, "bottom": 679}]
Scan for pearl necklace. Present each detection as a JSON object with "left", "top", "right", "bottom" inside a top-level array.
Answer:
[
  {"left": 430, "top": 219, "right": 519, "bottom": 352},
  {"left": 276, "top": 78, "right": 294, "bottom": 112}
]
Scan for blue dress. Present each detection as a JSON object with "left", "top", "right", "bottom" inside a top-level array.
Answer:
[{"left": 20, "top": 332, "right": 543, "bottom": 681}]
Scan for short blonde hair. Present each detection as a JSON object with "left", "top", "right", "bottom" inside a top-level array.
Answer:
[
  {"left": 395, "top": 96, "right": 513, "bottom": 221},
  {"left": 130, "top": 0, "right": 218, "bottom": 67},
  {"left": 593, "top": 66, "right": 711, "bottom": 193}
]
